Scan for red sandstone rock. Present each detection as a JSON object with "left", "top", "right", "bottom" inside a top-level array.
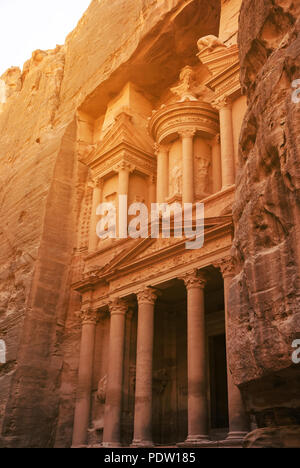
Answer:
[{"left": 229, "top": 0, "right": 300, "bottom": 447}]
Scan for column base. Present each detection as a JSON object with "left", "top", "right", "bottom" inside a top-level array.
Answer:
[
  {"left": 71, "top": 444, "right": 88, "bottom": 449},
  {"left": 102, "top": 442, "right": 123, "bottom": 448},
  {"left": 218, "top": 432, "right": 247, "bottom": 448},
  {"left": 177, "top": 435, "right": 212, "bottom": 448},
  {"left": 221, "top": 184, "right": 235, "bottom": 191},
  {"left": 131, "top": 440, "right": 154, "bottom": 448}
]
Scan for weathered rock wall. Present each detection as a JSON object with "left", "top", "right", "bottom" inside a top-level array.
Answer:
[{"left": 230, "top": 0, "right": 300, "bottom": 446}]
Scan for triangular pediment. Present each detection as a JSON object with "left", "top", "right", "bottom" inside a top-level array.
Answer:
[
  {"left": 88, "top": 113, "right": 154, "bottom": 166},
  {"left": 99, "top": 215, "right": 233, "bottom": 276}
]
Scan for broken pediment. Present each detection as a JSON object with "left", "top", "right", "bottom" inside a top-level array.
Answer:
[
  {"left": 86, "top": 111, "right": 154, "bottom": 168},
  {"left": 197, "top": 35, "right": 239, "bottom": 78}
]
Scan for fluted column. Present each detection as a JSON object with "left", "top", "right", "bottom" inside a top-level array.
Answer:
[
  {"left": 132, "top": 287, "right": 158, "bottom": 447},
  {"left": 72, "top": 308, "right": 98, "bottom": 448},
  {"left": 103, "top": 298, "right": 128, "bottom": 447},
  {"left": 218, "top": 257, "right": 249, "bottom": 443},
  {"left": 211, "top": 134, "right": 222, "bottom": 193},
  {"left": 89, "top": 178, "right": 103, "bottom": 251},
  {"left": 181, "top": 270, "right": 209, "bottom": 445},
  {"left": 155, "top": 144, "right": 169, "bottom": 203},
  {"left": 216, "top": 97, "right": 235, "bottom": 189},
  {"left": 180, "top": 129, "right": 196, "bottom": 204}
]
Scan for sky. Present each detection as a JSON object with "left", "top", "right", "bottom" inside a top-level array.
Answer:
[{"left": 0, "top": 0, "right": 92, "bottom": 76}]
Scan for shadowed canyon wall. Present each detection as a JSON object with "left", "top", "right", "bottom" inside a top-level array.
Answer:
[{"left": 230, "top": 0, "right": 300, "bottom": 448}]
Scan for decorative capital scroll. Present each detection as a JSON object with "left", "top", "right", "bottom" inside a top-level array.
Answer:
[
  {"left": 113, "top": 160, "right": 135, "bottom": 174},
  {"left": 137, "top": 287, "right": 159, "bottom": 305},
  {"left": 79, "top": 308, "right": 98, "bottom": 325},
  {"left": 214, "top": 256, "right": 235, "bottom": 278},
  {"left": 180, "top": 269, "right": 207, "bottom": 290},
  {"left": 212, "top": 95, "right": 233, "bottom": 111},
  {"left": 108, "top": 298, "right": 128, "bottom": 316},
  {"left": 179, "top": 128, "right": 197, "bottom": 139},
  {"left": 94, "top": 177, "right": 104, "bottom": 189}
]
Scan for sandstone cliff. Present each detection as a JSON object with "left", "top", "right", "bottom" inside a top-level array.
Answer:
[{"left": 230, "top": 0, "right": 300, "bottom": 447}]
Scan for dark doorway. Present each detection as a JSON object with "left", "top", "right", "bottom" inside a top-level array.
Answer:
[
  {"left": 209, "top": 334, "right": 229, "bottom": 429},
  {"left": 152, "top": 281, "right": 188, "bottom": 445}
]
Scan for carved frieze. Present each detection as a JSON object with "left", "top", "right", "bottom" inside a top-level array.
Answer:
[{"left": 149, "top": 101, "right": 219, "bottom": 144}]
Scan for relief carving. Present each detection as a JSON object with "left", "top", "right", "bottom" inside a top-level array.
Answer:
[
  {"left": 197, "top": 35, "right": 226, "bottom": 53},
  {"left": 153, "top": 369, "right": 169, "bottom": 394},
  {"left": 195, "top": 156, "right": 210, "bottom": 194},
  {"left": 97, "top": 374, "right": 107, "bottom": 403},
  {"left": 170, "top": 164, "right": 182, "bottom": 196}
]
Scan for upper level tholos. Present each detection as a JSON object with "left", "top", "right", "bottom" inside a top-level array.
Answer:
[{"left": 76, "top": 33, "right": 247, "bottom": 253}]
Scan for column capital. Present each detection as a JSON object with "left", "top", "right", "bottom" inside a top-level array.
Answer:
[
  {"left": 108, "top": 298, "right": 128, "bottom": 316},
  {"left": 114, "top": 160, "right": 135, "bottom": 174},
  {"left": 137, "top": 287, "right": 160, "bottom": 305},
  {"left": 214, "top": 256, "right": 235, "bottom": 278},
  {"left": 179, "top": 128, "right": 197, "bottom": 139},
  {"left": 180, "top": 269, "right": 207, "bottom": 290},
  {"left": 79, "top": 308, "right": 98, "bottom": 325},
  {"left": 93, "top": 177, "right": 104, "bottom": 189},
  {"left": 212, "top": 95, "right": 233, "bottom": 111}
]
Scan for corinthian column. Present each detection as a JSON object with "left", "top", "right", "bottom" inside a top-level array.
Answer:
[
  {"left": 215, "top": 97, "right": 235, "bottom": 189},
  {"left": 180, "top": 129, "right": 196, "bottom": 204},
  {"left": 211, "top": 134, "right": 222, "bottom": 193},
  {"left": 181, "top": 270, "right": 210, "bottom": 445},
  {"left": 89, "top": 178, "right": 103, "bottom": 251},
  {"left": 115, "top": 161, "right": 134, "bottom": 238},
  {"left": 132, "top": 287, "right": 158, "bottom": 447},
  {"left": 103, "top": 298, "right": 128, "bottom": 447},
  {"left": 72, "top": 308, "right": 98, "bottom": 448},
  {"left": 155, "top": 144, "right": 169, "bottom": 203},
  {"left": 216, "top": 257, "right": 249, "bottom": 445}
]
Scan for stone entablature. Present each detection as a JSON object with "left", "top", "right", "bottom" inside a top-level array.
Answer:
[
  {"left": 149, "top": 101, "right": 219, "bottom": 144},
  {"left": 74, "top": 215, "right": 233, "bottom": 308}
]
